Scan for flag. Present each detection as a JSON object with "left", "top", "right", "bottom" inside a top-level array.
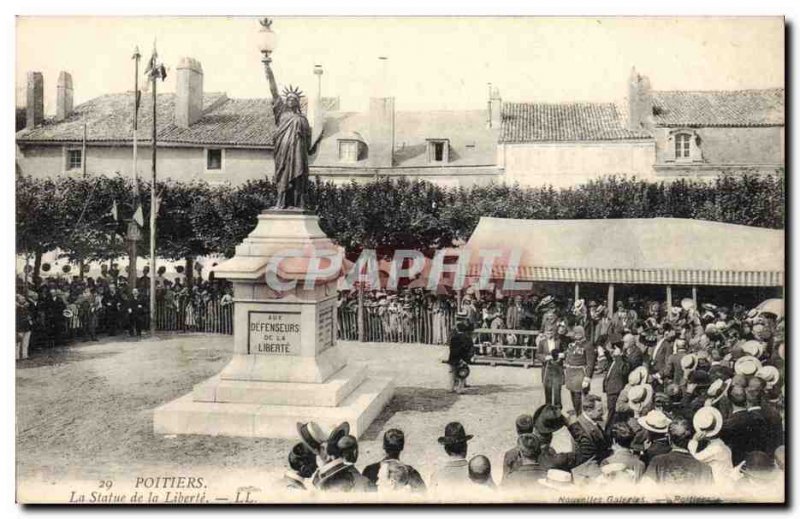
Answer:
[
  {"left": 144, "top": 44, "right": 167, "bottom": 82},
  {"left": 110, "top": 200, "right": 118, "bottom": 221},
  {"left": 133, "top": 205, "right": 144, "bottom": 226}
]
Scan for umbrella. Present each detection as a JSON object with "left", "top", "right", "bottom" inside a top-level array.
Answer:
[{"left": 755, "top": 298, "right": 784, "bottom": 318}]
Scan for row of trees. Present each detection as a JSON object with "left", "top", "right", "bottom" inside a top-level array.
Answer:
[{"left": 16, "top": 171, "right": 785, "bottom": 281}]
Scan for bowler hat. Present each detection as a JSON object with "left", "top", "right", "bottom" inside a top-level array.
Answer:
[
  {"left": 532, "top": 405, "right": 565, "bottom": 434},
  {"left": 383, "top": 428, "right": 405, "bottom": 452},
  {"left": 693, "top": 407, "right": 724, "bottom": 438},
  {"left": 325, "top": 422, "right": 351, "bottom": 458},
  {"left": 688, "top": 369, "right": 711, "bottom": 387},
  {"left": 638, "top": 410, "right": 672, "bottom": 434},
  {"left": 296, "top": 421, "right": 327, "bottom": 452},
  {"left": 438, "top": 422, "right": 473, "bottom": 445}
]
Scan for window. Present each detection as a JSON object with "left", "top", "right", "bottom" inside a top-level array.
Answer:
[
  {"left": 65, "top": 149, "right": 82, "bottom": 170},
  {"left": 338, "top": 140, "right": 359, "bottom": 163},
  {"left": 426, "top": 139, "right": 450, "bottom": 163},
  {"left": 675, "top": 133, "right": 691, "bottom": 160},
  {"left": 206, "top": 149, "right": 223, "bottom": 171}
]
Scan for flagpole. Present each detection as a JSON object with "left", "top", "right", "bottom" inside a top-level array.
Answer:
[
  {"left": 149, "top": 57, "right": 158, "bottom": 336},
  {"left": 129, "top": 46, "right": 141, "bottom": 295}
]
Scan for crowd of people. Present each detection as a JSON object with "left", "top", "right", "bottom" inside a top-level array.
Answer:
[{"left": 15, "top": 264, "right": 233, "bottom": 359}]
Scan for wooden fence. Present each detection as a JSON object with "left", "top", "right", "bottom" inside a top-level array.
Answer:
[{"left": 60, "top": 299, "right": 459, "bottom": 344}]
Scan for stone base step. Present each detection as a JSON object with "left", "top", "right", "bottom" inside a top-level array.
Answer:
[
  {"left": 193, "top": 363, "right": 367, "bottom": 407},
  {"left": 153, "top": 376, "right": 394, "bottom": 439}
]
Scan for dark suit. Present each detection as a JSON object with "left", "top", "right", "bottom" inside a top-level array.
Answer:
[
  {"left": 568, "top": 414, "right": 610, "bottom": 465},
  {"left": 603, "top": 356, "right": 630, "bottom": 430},
  {"left": 362, "top": 457, "right": 426, "bottom": 491},
  {"left": 649, "top": 338, "right": 672, "bottom": 376},
  {"left": 720, "top": 409, "right": 767, "bottom": 465},
  {"left": 664, "top": 350, "right": 688, "bottom": 384},
  {"left": 761, "top": 402, "right": 784, "bottom": 454}
]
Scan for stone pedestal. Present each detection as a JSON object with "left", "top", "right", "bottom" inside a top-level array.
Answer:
[{"left": 153, "top": 211, "right": 394, "bottom": 438}]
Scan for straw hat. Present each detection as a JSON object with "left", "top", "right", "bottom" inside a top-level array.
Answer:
[
  {"left": 681, "top": 354, "right": 698, "bottom": 372},
  {"left": 741, "top": 340, "right": 764, "bottom": 358},
  {"left": 629, "top": 384, "right": 654, "bottom": 414},
  {"left": 296, "top": 421, "right": 327, "bottom": 453},
  {"left": 637, "top": 410, "right": 672, "bottom": 434},
  {"left": 538, "top": 469, "right": 573, "bottom": 490},
  {"left": 681, "top": 298, "right": 696, "bottom": 311},
  {"left": 628, "top": 366, "right": 648, "bottom": 386},
  {"left": 735, "top": 356, "right": 763, "bottom": 377},
  {"left": 756, "top": 365, "right": 780, "bottom": 387},
  {"left": 693, "top": 406, "right": 724, "bottom": 438},
  {"left": 706, "top": 378, "right": 732, "bottom": 405}
]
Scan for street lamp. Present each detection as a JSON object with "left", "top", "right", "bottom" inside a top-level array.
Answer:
[{"left": 258, "top": 18, "right": 278, "bottom": 63}]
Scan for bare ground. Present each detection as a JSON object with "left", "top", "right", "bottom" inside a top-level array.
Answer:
[{"left": 16, "top": 333, "right": 601, "bottom": 489}]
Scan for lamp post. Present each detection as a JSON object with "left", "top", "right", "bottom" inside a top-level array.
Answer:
[{"left": 258, "top": 18, "right": 278, "bottom": 63}]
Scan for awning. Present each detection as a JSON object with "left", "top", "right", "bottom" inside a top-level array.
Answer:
[{"left": 464, "top": 217, "right": 784, "bottom": 287}]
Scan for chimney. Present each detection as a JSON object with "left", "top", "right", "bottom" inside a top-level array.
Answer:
[
  {"left": 488, "top": 84, "right": 502, "bottom": 129},
  {"left": 26, "top": 71, "right": 44, "bottom": 130},
  {"left": 309, "top": 65, "right": 325, "bottom": 144},
  {"left": 627, "top": 67, "right": 653, "bottom": 131},
  {"left": 175, "top": 57, "right": 204, "bottom": 128},
  {"left": 368, "top": 57, "right": 395, "bottom": 167},
  {"left": 56, "top": 71, "right": 74, "bottom": 122}
]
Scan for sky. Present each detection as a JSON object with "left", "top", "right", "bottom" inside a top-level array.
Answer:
[{"left": 15, "top": 16, "right": 784, "bottom": 114}]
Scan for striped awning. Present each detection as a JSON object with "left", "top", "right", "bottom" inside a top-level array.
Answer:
[
  {"left": 464, "top": 217, "right": 784, "bottom": 288},
  {"left": 465, "top": 265, "right": 783, "bottom": 287}
]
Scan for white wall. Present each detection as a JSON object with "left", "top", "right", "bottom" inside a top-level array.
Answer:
[{"left": 498, "top": 140, "right": 656, "bottom": 187}]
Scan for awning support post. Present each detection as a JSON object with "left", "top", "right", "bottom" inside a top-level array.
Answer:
[
  {"left": 607, "top": 284, "right": 614, "bottom": 318},
  {"left": 574, "top": 283, "right": 580, "bottom": 301},
  {"left": 666, "top": 285, "right": 672, "bottom": 309},
  {"left": 692, "top": 286, "right": 698, "bottom": 307}
]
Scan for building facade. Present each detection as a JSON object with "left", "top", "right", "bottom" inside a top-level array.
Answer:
[{"left": 16, "top": 63, "right": 784, "bottom": 188}]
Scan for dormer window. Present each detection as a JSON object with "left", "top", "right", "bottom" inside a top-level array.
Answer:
[
  {"left": 426, "top": 139, "right": 450, "bottom": 163},
  {"left": 675, "top": 133, "right": 691, "bottom": 159},
  {"left": 338, "top": 140, "right": 359, "bottom": 163},
  {"left": 666, "top": 129, "right": 703, "bottom": 164}
]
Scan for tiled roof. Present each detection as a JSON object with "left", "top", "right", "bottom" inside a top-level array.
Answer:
[
  {"left": 652, "top": 89, "right": 784, "bottom": 127},
  {"left": 313, "top": 109, "right": 498, "bottom": 168},
  {"left": 499, "top": 102, "right": 652, "bottom": 143},
  {"left": 16, "top": 92, "right": 280, "bottom": 148}
]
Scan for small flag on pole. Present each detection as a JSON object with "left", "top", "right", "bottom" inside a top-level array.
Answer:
[
  {"left": 133, "top": 205, "right": 144, "bottom": 227},
  {"left": 110, "top": 200, "right": 118, "bottom": 221}
]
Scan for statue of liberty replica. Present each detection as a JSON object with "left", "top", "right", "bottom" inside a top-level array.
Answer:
[{"left": 261, "top": 19, "right": 322, "bottom": 210}]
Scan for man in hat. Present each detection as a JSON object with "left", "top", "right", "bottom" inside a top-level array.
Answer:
[
  {"left": 447, "top": 319, "right": 474, "bottom": 394},
  {"left": 430, "top": 422, "right": 474, "bottom": 490},
  {"left": 637, "top": 409, "right": 673, "bottom": 465},
  {"left": 540, "top": 334, "right": 565, "bottom": 407},
  {"left": 602, "top": 422, "right": 645, "bottom": 482},
  {"left": 589, "top": 302, "right": 612, "bottom": 349},
  {"left": 311, "top": 422, "right": 370, "bottom": 492},
  {"left": 362, "top": 428, "right": 426, "bottom": 492},
  {"left": 643, "top": 418, "right": 713, "bottom": 485},
  {"left": 564, "top": 325, "right": 596, "bottom": 412},
  {"left": 649, "top": 323, "right": 676, "bottom": 390},
  {"left": 664, "top": 339, "right": 690, "bottom": 385},
  {"left": 603, "top": 338, "right": 631, "bottom": 431},
  {"left": 706, "top": 378, "right": 734, "bottom": 419},
  {"left": 567, "top": 394, "right": 610, "bottom": 465},
  {"left": 719, "top": 386, "right": 764, "bottom": 465},
  {"left": 502, "top": 414, "right": 534, "bottom": 478},
  {"left": 282, "top": 442, "right": 318, "bottom": 490},
  {"left": 688, "top": 407, "right": 733, "bottom": 484},
  {"left": 502, "top": 433, "right": 548, "bottom": 488},
  {"left": 622, "top": 332, "right": 645, "bottom": 369}
]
